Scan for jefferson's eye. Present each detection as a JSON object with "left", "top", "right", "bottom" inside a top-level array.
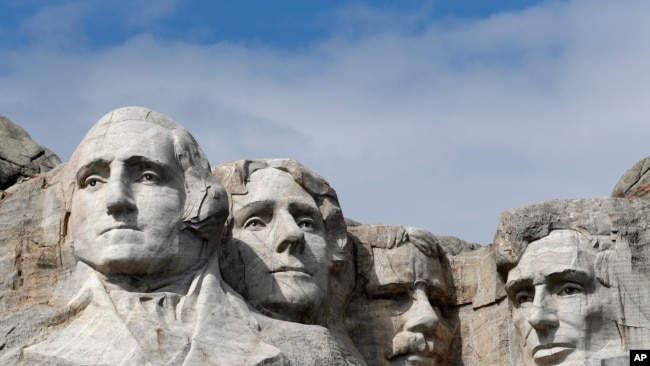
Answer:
[
  {"left": 139, "top": 171, "right": 160, "bottom": 183},
  {"left": 244, "top": 218, "right": 266, "bottom": 230},
  {"left": 558, "top": 283, "right": 584, "bottom": 296}
]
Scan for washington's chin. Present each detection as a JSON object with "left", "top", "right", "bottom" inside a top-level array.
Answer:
[
  {"left": 77, "top": 246, "right": 177, "bottom": 276},
  {"left": 390, "top": 353, "right": 439, "bottom": 366}
]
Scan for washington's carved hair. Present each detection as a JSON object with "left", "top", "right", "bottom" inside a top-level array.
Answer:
[{"left": 65, "top": 106, "right": 228, "bottom": 240}]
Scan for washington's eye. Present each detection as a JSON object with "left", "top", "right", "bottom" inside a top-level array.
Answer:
[
  {"left": 515, "top": 291, "right": 533, "bottom": 305},
  {"left": 243, "top": 218, "right": 266, "bottom": 230},
  {"left": 83, "top": 176, "right": 104, "bottom": 188},
  {"left": 558, "top": 283, "right": 584, "bottom": 296}
]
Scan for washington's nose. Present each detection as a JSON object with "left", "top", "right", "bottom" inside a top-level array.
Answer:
[
  {"left": 274, "top": 211, "right": 305, "bottom": 254},
  {"left": 105, "top": 174, "right": 136, "bottom": 214},
  {"left": 527, "top": 287, "right": 559, "bottom": 330},
  {"left": 403, "top": 288, "right": 439, "bottom": 334}
]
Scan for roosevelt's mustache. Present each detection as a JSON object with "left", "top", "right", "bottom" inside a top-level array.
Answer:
[{"left": 387, "top": 331, "right": 437, "bottom": 360}]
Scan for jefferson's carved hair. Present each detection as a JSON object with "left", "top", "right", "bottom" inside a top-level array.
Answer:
[{"left": 212, "top": 158, "right": 348, "bottom": 262}]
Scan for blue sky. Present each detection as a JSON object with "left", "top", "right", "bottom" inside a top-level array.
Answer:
[{"left": 1, "top": 0, "right": 649, "bottom": 244}]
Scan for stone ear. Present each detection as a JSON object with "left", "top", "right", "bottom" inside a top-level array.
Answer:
[{"left": 594, "top": 252, "right": 611, "bottom": 288}]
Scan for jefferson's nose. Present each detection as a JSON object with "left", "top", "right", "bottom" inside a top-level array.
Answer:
[{"left": 274, "top": 210, "right": 305, "bottom": 254}]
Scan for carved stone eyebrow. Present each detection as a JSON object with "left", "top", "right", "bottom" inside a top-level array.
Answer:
[
  {"left": 426, "top": 281, "right": 449, "bottom": 300},
  {"left": 123, "top": 155, "right": 173, "bottom": 174},
  {"left": 371, "top": 282, "right": 412, "bottom": 297},
  {"left": 545, "top": 269, "right": 592, "bottom": 286},
  {"left": 504, "top": 277, "right": 533, "bottom": 296},
  {"left": 233, "top": 200, "right": 274, "bottom": 222},
  {"left": 75, "top": 159, "right": 110, "bottom": 186},
  {"left": 288, "top": 200, "right": 322, "bottom": 219}
]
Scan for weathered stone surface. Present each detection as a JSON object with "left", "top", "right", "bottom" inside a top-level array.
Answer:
[
  {"left": 213, "top": 159, "right": 365, "bottom": 365},
  {"left": 612, "top": 156, "right": 650, "bottom": 198},
  {"left": 346, "top": 224, "right": 458, "bottom": 366},
  {"left": 2, "top": 108, "right": 649, "bottom": 366},
  {"left": 493, "top": 198, "right": 650, "bottom": 365},
  {"left": 0, "top": 115, "right": 61, "bottom": 190},
  {"left": 1, "top": 108, "right": 286, "bottom": 365}
]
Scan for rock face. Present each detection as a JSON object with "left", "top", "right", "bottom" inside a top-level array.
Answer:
[
  {"left": 0, "top": 116, "right": 61, "bottom": 190},
  {"left": 612, "top": 155, "right": 650, "bottom": 198},
  {"left": 1, "top": 107, "right": 649, "bottom": 366}
]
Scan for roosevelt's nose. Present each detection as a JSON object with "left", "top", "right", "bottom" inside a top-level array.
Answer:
[
  {"left": 527, "top": 286, "right": 559, "bottom": 330},
  {"left": 105, "top": 170, "right": 136, "bottom": 214},
  {"left": 274, "top": 210, "right": 305, "bottom": 254},
  {"left": 403, "top": 287, "right": 439, "bottom": 334}
]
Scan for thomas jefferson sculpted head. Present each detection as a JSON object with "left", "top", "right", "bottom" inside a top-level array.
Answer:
[
  {"left": 213, "top": 159, "right": 348, "bottom": 324},
  {"left": 66, "top": 107, "right": 227, "bottom": 279}
]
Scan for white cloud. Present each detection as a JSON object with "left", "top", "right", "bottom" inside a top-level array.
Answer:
[{"left": 1, "top": 0, "right": 649, "bottom": 243}]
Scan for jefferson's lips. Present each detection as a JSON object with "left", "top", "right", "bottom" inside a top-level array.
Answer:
[
  {"left": 99, "top": 224, "right": 139, "bottom": 235},
  {"left": 271, "top": 267, "right": 310, "bottom": 275}
]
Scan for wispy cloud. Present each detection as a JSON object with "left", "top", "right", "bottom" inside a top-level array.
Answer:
[{"left": 1, "top": 0, "right": 649, "bottom": 243}]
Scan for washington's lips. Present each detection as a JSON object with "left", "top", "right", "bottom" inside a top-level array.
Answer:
[{"left": 532, "top": 342, "right": 575, "bottom": 356}]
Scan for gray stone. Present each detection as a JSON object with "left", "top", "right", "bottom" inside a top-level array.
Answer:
[
  {"left": 3, "top": 107, "right": 650, "bottom": 366},
  {"left": 0, "top": 115, "right": 61, "bottom": 190},
  {"left": 493, "top": 198, "right": 650, "bottom": 365}
]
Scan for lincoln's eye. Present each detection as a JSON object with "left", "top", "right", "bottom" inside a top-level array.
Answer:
[
  {"left": 515, "top": 291, "right": 533, "bottom": 305},
  {"left": 557, "top": 283, "right": 585, "bottom": 296}
]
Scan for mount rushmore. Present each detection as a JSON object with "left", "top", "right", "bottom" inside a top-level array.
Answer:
[{"left": 0, "top": 107, "right": 648, "bottom": 365}]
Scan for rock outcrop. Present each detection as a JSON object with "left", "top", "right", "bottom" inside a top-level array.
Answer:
[
  {"left": 0, "top": 116, "right": 61, "bottom": 190},
  {"left": 1, "top": 108, "right": 649, "bottom": 366}
]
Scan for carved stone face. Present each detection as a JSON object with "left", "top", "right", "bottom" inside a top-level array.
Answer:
[
  {"left": 358, "top": 244, "right": 451, "bottom": 366},
  {"left": 69, "top": 121, "right": 199, "bottom": 276},
  {"left": 229, "top": 167, "right": 331, "bottom": 322},
  {"left": 506, "top": 230, "right": 601, "bottom": 365}
]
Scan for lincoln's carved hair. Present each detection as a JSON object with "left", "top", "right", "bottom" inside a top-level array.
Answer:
[
  {"left": 212, "top": 158, "right": 348, "bottom": 262},
  {"left": 493, "top": 209, "right": 619, "bottom": 287},
  {"left": 65, "top": 106, "right": 228, "bottom": 240}
]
